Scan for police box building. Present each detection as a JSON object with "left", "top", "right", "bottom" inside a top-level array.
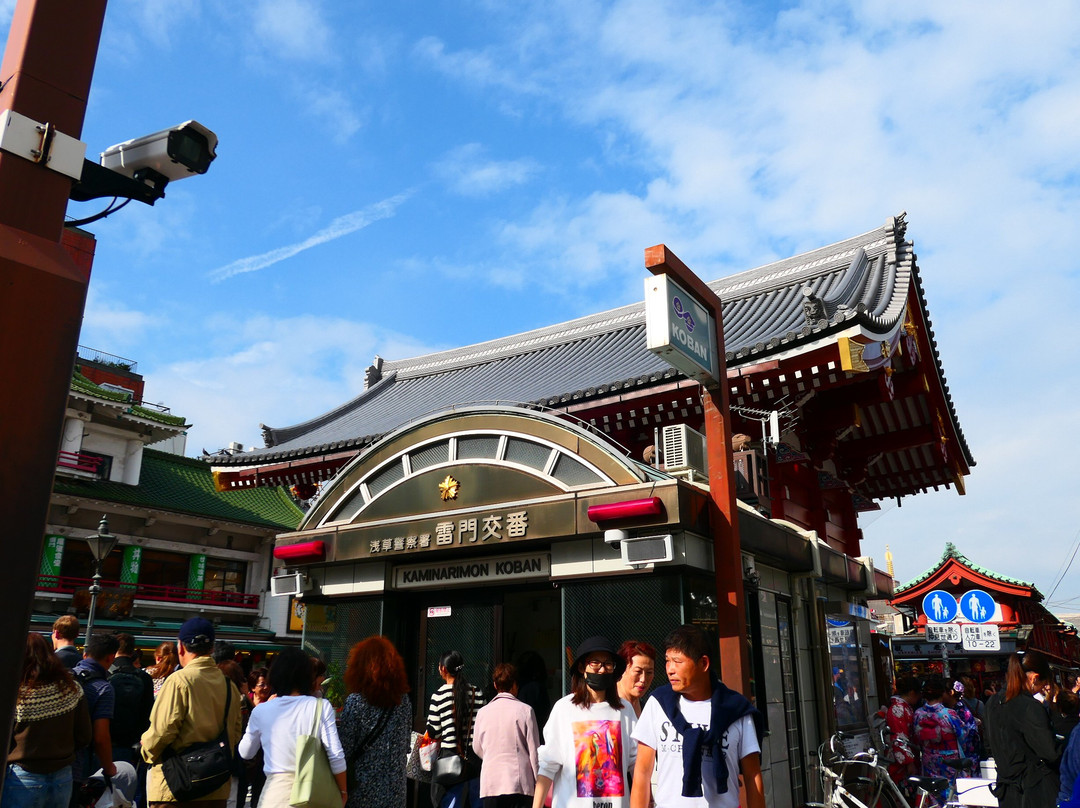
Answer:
[{"left": 210, "top": 214, "right": 973, "bottom": 808}]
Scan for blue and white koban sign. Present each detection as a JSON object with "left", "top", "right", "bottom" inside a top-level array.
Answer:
[
  {"left": 923, "top": 590, "right": 959, "bottom": 623},
  {"left": 958, "top": 589, "right": 996, "bottom": 624},
  {"left": 645, "top": 274, "right": 719, "bottom": 386}
]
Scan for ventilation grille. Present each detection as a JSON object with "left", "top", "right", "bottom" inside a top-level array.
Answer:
[
  {"left": 457, "top": 435, "right": 500, "bottom": 459},
  {"left": 366, "top": 459, "right": 405, "bottom": 496},
  {"left": 623, "top": 535, "right": 673, "bottom": 565},
  {"left": 505, "top": 437, "right": 551, "bottom": 470},
  {"left": 410, "top": 441, "right": 449, "bottom": 471},
  {"left": 551, "top": 454, "right": 602, "bottom": 487}
]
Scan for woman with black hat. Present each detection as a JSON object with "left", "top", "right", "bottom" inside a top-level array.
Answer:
[{"left": 531, "top": 636, "right": 637, "bottom": 808}]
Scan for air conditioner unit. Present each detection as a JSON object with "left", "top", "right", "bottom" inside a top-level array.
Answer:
[
  {"left": 621, "top": 534, "right": 674, "bottom": 567},
  {"left": 270, "top": 572, "right": 309, "bottom": 597},
  {"left": 662, "top": 424, "right": 707, "bottom": 477}
]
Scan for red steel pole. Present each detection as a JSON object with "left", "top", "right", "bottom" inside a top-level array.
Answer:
[
  {"left": 645, "top": 244, "right": 752, "bottom": 696},
  {"left": 0, "top": 0, "right": 108, "bottom": 783}
]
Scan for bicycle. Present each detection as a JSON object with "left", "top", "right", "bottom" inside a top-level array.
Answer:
[{"left": 804, "top": 731, "right": 952, "bottom": 808}]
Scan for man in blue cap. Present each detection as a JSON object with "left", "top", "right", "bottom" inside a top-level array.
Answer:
[{"left": 140, "top": 618, "right": 243, "bottom": 808}]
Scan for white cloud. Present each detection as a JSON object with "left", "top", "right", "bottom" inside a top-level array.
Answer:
[
  {"left": 400, "top": 2, "right": 1080, "bottom": 594},
  {"left": 143, "top": 314, "right": 441, "bottom": 454},
  {"left": 434, "top": 143, "right": 540, "bottom": 197},
  {"left": 80, "top": 287, "right": 158, "bottom": 350},
  {"left": 251, "top": 0, "right": 333, "bottom": 63},
  {"left": 208, "top": 191, "right": 413, "bottom": 282},
  {"left": 301, "top": 84, "right": 365, "bottom": 142}
]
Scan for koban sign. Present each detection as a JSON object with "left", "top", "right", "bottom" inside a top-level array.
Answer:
[
  {"left": 645, "top": 273, "right": 719, "bottom": 386},
  {"left": 393, "top": 552, "right": 550, "bottom": 590}
]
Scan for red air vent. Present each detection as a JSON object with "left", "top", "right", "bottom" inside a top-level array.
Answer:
[
  {"left": 273, "top": 540, "right": 326, "bottom": 564},
  {"left": 587, "top": 497, "right": 665, "bottom": 523}
]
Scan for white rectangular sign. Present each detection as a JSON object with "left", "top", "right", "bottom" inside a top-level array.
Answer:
[
  {"left": 395, "top": 552, "right": 550, "bottom": 590},
  {"left": 926, "top": 624, "right": 961, "bottom": 643},
  {"left": 961, "top": 624, "right": 1000, "bottom": 651},
  {"left": 645, "top": 274, "right": 719, "bottom": 386},
  {"left": 827, "top": 626, "right": 854, "bottom": 647},
  {"left": 427, "top": 606, "right": 452, "bottom": 618}
]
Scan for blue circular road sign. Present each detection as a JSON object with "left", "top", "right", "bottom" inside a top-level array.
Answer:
[
  {"left": 923, "top": 590, "right": 958, "bottom": 623},
  {"left": 958, "top": 589, "right": 996, "bottom": 624}
]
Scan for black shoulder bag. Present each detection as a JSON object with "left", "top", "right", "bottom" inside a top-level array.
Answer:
[{"left": 161, "top": 679, "right": 233, "bottom": 801}]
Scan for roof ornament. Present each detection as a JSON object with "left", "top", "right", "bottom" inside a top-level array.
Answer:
[
  {"left": 260, "top": 423, "right": 276, "bottom": 448},
  {"left": 887, "top": 211, "right": 908, "bottom": 241},
  {"left": 364, "top": 355, "right": 384, "bottom": 390},
  {"left": 801, "top": 286, "right": 827, "bottom": 328}
]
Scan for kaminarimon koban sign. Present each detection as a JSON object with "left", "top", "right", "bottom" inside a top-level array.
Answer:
[{"left": 645, "top": 273, "right": 719, "bottom": 386}]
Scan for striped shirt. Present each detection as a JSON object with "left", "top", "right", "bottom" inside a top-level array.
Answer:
[{"left": 426, "top": 683, "right": 486, "bottom": 753}]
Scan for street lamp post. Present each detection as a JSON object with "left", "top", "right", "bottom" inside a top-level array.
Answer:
[{"left": 83, "top": 515, "right": 117, "bottom": 646}]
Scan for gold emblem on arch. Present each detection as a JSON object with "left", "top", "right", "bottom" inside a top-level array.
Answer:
[{"left": 438, "top": 475, "right": 460, "bottom": 501}]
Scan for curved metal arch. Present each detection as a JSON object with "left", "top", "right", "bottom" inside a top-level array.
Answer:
[{"left": 301, "top": 405, "right": 648, "bottom": 530}]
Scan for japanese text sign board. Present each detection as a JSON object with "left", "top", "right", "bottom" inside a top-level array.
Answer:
[
  {"left": 926, "top": 624, "right": 961, "bottom": 644},
  {"left": 645, "top": 274, "right": 719, "bottom": 386},
  {"left": 961, "top": 624, "right": 1000, "bottom": 651}
]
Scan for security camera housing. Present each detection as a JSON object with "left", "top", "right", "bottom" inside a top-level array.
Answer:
[
  {"left": 100, "top": 120, "right": 217, "bottom": 183},
  {"left": 69, "top": 121, "right": 219, "bottom": 208}
]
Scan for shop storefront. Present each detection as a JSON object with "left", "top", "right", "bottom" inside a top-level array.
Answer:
[
  {"left": 890, "top": 543, "right": 1080, "bottom": 690},
  {"left": 272, "top": 404, "right": 893, "bottom": 808}
]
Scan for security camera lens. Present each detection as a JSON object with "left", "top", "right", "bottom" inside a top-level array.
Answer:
[{"left": 167, "top": 128, "right": 212, "bottom": 174}]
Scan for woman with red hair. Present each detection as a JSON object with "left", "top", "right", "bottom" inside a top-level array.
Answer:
[
  {"left": 339, "top": 636, "right": 412, "bottom": 808},
  {"left": 616, "top": 639, "right": 656, "bottom": 717}
]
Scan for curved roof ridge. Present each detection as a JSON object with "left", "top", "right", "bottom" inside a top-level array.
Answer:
[
  {"left": 388, "top": 219, "right": 897, "bottom": 380},
  {"left": 386, "top": 304, "right": 644, "bottom": 380},
  {"left": 261, "top": 371, "right": 398, "bottom": 447},
  {"left": 894, "top": 542, "right": 1035, "bottom": 595}
]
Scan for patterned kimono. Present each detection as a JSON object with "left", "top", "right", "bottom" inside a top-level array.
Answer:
[
  {"left": 914, "top": 701, "right": 966, "bottom": 804},
  {"left": 885, "top": 695, "right": 918, "bottom": 784},
  {"left": 953, "top": 699, "right": 980, "bottom": 775}
]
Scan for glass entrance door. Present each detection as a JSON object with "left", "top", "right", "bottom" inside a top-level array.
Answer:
[{"left": 416, "top": 600, "right": 498, "bottom": 729}]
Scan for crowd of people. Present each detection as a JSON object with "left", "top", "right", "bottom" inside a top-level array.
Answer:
[
  {"left": 4, "top": 620, "right": 765, "bottom": 808},
  {"left": 879, "top": 651, "right": 1080, "bottom": 807}
]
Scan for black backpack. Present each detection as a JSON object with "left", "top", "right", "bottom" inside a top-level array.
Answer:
[{"left": 108, "top": 666, "right": 152, "bottom": 745}]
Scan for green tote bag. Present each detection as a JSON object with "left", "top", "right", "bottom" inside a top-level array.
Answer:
[{"left": 289, "top": 698, "right": 341, "bottom": 808}]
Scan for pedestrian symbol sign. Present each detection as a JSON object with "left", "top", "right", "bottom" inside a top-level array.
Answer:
[
  {"left": 958, "top": 589, "right": 996, "bottom": 624},
  {"left": 922, "top": 590, "right": 958, "bottom": 623}
]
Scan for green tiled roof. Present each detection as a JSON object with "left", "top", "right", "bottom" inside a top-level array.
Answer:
[
  {"left": 70, "top": 372, "right": 189, "bottom": 427},
  {"left": 54, "top": 449, "right": 303, "bottom": 530},
  {"left": 895, "top": 541, "right": 1037, "bottom": 595}
]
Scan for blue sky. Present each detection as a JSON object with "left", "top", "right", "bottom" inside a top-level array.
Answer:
[{"left": 9, "top": 1, "right": 1079, "bottom": 608}]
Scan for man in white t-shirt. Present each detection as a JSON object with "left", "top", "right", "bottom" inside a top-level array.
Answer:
[{"left": 630, "top": 625, "right": 764, "bottom": 808}]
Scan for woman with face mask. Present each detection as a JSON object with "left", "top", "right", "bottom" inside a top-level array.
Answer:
[
  {"left": 984, "top": 650, "right": 1061, "bottom": 808},
  {"left": 531, "top": 637, "right": 637, "bottom": 808}
]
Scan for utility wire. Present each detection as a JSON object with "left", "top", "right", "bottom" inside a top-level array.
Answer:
[{"left": 1046, "top": 526, "right": 1080, "bottom": 602}]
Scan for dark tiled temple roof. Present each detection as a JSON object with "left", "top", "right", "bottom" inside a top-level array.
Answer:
[
  {"left": 214, "top": 214, "right": 970, "bottom": 470},
  {"left": 55, "top": 449, "right": 303, "bottom": 529}
]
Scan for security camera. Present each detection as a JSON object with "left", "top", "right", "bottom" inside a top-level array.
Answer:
[{"left": 100, "top": 120, "right": 217, "bottom": 185}]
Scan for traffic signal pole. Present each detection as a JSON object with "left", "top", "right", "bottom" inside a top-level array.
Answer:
[{"left": 0, "top": 0, "right": 108, "bottom": 787}]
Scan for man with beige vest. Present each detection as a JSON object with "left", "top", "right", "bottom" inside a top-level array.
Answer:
[{"left": 141, "top": 618, "right": 243, "bottom": 808}]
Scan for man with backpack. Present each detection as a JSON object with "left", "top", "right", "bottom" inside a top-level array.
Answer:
[
  {"left": 73, "top": 634, "right": 119, "bottom": 786},
  {"left": 109, "top": 633, "right": 155, "bottom": 766},
  {"left": 110, "top": 633, "right": 155, "bottom": 807}
]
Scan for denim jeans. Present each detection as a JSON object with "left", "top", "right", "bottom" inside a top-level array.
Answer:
[
  {"left": 1, "top": 764, "right": 73, "bottom": 808},
  {"left": 438, "top": 777, "right": 481, "bottom": 808}
]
